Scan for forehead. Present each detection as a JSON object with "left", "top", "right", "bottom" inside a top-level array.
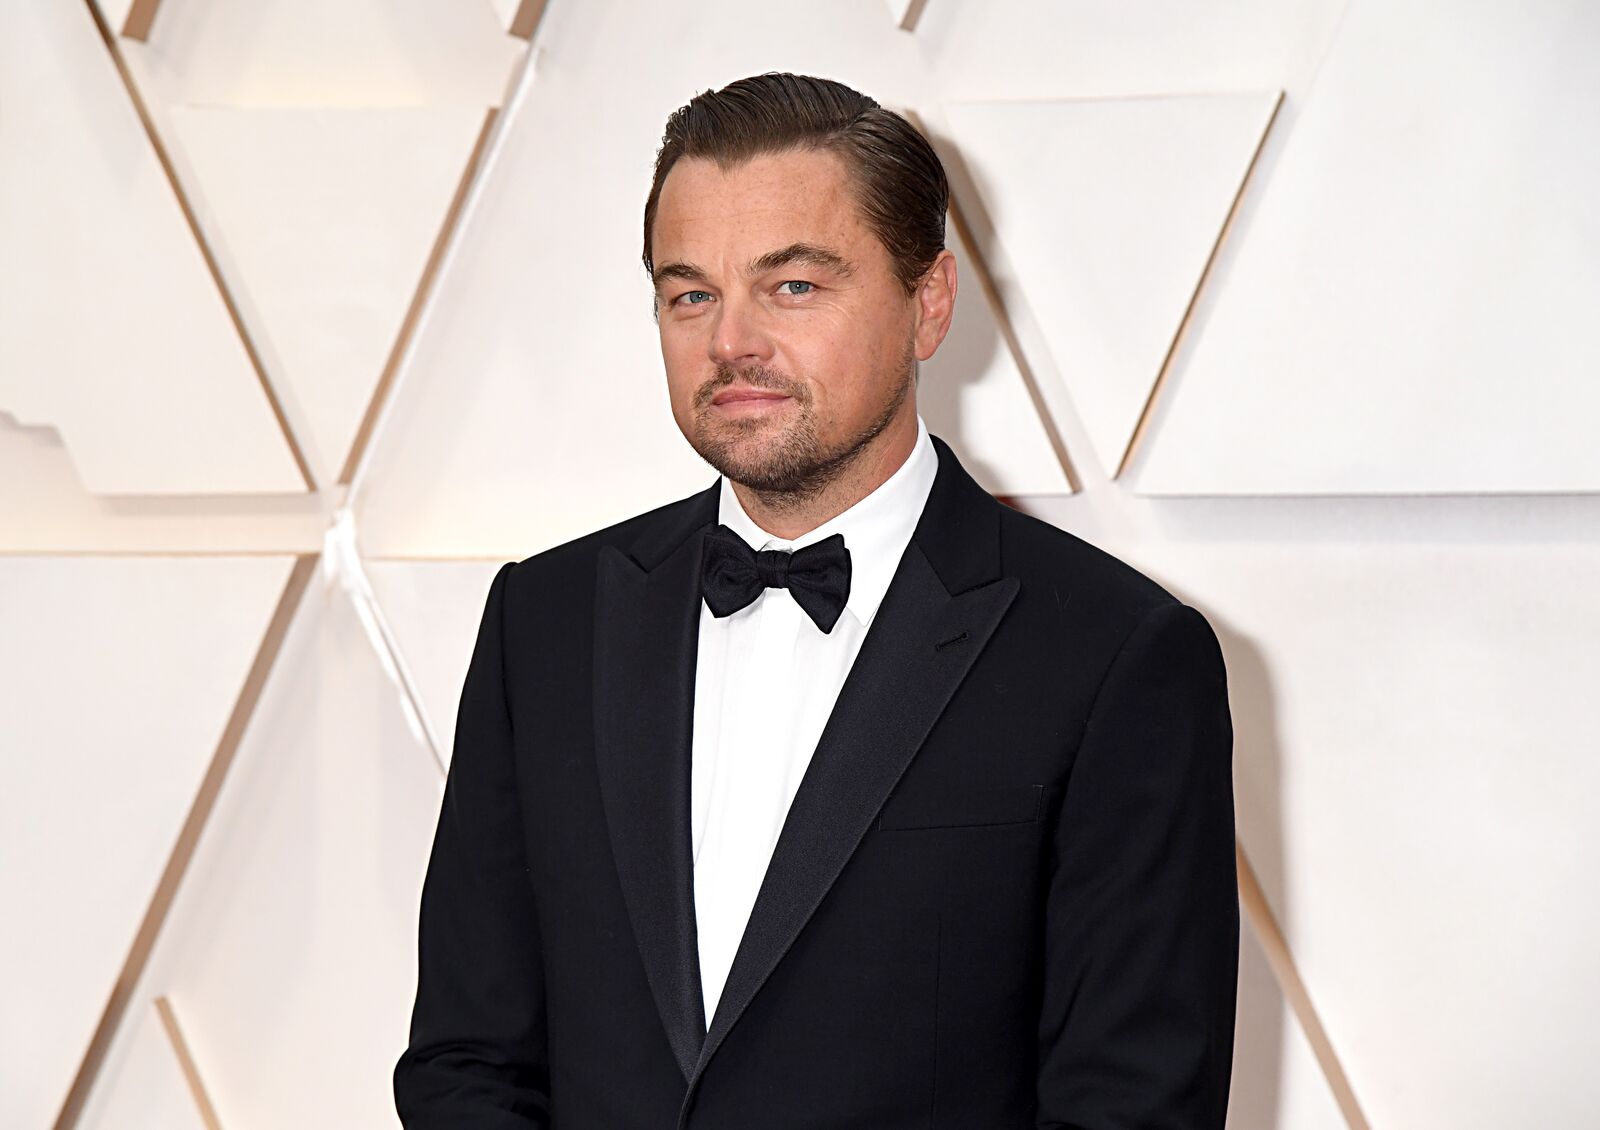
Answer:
[{"left": 651, "top": 149, "right": 873, "bottom": 264}]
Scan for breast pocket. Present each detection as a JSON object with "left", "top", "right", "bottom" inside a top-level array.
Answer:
[{"left": 876, "top": 782, "right": 1047, "bottom": 831}]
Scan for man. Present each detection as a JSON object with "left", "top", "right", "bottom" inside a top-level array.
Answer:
[{"left": 395, "top": 73, "right": 1238, "bottom": 1128}]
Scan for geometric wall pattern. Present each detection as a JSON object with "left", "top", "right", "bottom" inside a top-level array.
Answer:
[
  {"left": 0, "top": 555, "right": 298, "bottom": 1130},
  {"left": 1131, "top": 0, "right": 1600, "bottom": 495},
  {"left": 6, "top": 1, "right": 1600, "bottom": 1127},
  {"left": 942, "top": 91, "right": 1281, "bottom": 479},
  {"left": 0, "top": 3, "right": 304, "bottom": 496},
  {"left": 167, "top": 105, "right": 494, "bottom": 488},
  {"left": 74, "top": 573, "right": 447, "bottom": 1129}
]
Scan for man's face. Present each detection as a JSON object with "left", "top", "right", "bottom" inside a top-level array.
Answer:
[{"left": 649, "top": 148, "right": 942, "bottom": 496}]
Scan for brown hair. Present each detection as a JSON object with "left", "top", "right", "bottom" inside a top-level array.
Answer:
[{"left": 642, "top": 72, "right": 948, "bottom": 295}]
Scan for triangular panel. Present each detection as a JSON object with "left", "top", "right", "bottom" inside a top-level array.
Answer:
[
  {"left": 943, "top": 93, "right": 1279, "bottom": 477},
  {"left": 0, "top": 555, "right": 295, "bottom": 1130},
  {"left": 167, "top": 106, "right": 491, "bottom": 486},
  {"left": 75, "top": 583, "right": 447, "bottom": 1127},
  {"left": 0, "top": 4, "right": 303, "bottom": 495},
  {"left": 1132, "top": 0, "right": 1600, "bottom": 494}
]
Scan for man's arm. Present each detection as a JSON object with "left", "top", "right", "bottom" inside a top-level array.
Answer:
[
  {"left": 395, "top": 561, "right": 551, "bottom": 1128},
  {"left": 1036, "top": 600, "right": 1239, "bottom": 1129}
]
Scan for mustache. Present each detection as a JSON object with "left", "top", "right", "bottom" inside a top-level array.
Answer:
[{"left": 696, "top": 363, "right": 809, "bottom": 408}]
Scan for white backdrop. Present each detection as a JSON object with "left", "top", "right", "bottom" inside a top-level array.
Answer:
[{"left": 3, "top": 2, "right": 1598, "bottom": 1127}]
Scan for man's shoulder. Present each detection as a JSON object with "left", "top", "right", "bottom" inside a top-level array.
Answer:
[
  {"left": 996, "top": 502, "right": 1181, "bottom": 626},
  {"left": 504, "top": 482, "right": 715, "bottom": 586}
]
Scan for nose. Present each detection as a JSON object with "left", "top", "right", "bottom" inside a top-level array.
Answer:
[{"left": 707, "top": 291, "right": 773, "bottom": 368}]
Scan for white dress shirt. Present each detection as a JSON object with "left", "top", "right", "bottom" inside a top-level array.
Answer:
[{"left": 690, "top": 413, "right": 939, "bottom": 1026}]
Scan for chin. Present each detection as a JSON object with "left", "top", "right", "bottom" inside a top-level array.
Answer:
[
  {"left": 695, "top": 433, "right": 798, "bottom": 486},
  {"left": 696, "top": 413, "right": 790, "bottom": 454}
]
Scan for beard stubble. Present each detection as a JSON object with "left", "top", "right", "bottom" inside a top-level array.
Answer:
[{"left": 688, "top": 342, "right": 916, "bottom": 510}]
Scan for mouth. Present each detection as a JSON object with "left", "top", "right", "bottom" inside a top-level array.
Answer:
[
  {"left": 712, "top": 384, "right": 790, "bottom": 404},
  {"left": 710, "top": 386, "right": 793, "bottom": 413}
]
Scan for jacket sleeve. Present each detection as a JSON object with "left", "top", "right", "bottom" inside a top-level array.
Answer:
[
  {"left": 1036, "top": 600, "right": 1239, "bottom": 1129},
  {"left": 395, "top": 561, "right": 551, "bottom": 1128}
]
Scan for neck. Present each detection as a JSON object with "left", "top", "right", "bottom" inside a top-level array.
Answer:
[{"left": 732, "top": 408, "right": 919, "bottom": 541}]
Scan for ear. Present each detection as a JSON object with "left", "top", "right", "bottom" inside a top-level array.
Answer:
[{"left": 912, "top": 248, "right": 958, "bottom": 362}]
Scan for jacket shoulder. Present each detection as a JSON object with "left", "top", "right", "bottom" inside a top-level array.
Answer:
[
  {"left": 504, "top": 483, "right": 715, "bottom": 587},
  {"left": 998, "top": 503, "right": 1180, "bottom": 625}
]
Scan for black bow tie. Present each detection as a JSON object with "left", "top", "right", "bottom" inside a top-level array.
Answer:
[{"left": 700, "top": 523, "right": 852, "bottom": 633}]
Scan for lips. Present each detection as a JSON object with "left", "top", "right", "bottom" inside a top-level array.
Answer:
[{"left": 711, "top": 385, "right": 790, "bottom": 406}]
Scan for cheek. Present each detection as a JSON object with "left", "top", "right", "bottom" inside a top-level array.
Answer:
[
  {"left": 820, "top": 326, "right": 894, "bottom": 406},
  {"left": 659, "top": 330, "right": 701, "bottom": 401},
  {"left": 784, "top": 318, "right": 871, "bottom": 393}
]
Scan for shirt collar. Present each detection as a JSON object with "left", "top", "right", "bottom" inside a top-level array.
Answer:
[{"left": 715, "top": 413, "right": 937, "bottom": 630}]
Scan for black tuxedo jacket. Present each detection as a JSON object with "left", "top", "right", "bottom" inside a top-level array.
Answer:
[{"left": 395, "top": 434, "right": 1238, "bottom": 1129}]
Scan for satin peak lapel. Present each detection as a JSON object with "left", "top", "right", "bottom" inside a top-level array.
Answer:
[
  {"left": 686, "top": 434, "right": 1020, "bottom": 1098},
  {"left": 593, "top": 483, "right": 718, "bottom": 1084}
]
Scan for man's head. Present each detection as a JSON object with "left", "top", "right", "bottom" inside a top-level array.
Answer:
[{"left": 643, "top": 73, "right": 956, "bottom": 504}]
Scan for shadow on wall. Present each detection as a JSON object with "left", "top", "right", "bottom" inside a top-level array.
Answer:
[
  {"left": 915, "top": 246, "right": 1003, "bottom": 490},
  {"left": 1196, "top": 612, "right": 1288, "bottom": 1129},
  {"left": 914, "top": 115, "right": 1077, "bottom": 496},
  {"left": 906, "top": 114, "right": 1004, "bottom": 491}
]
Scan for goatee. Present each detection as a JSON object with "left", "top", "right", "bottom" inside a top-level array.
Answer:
[{"left": 689, "top": 350, "right": 914, "bottom": 511}]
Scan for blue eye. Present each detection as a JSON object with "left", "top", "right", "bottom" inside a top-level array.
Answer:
[
  {"left": 781, "top": 280, "right": 814, "bottom": 295},
  {"left": 679, "top": 290, "right": 712, "bottom": 304}
]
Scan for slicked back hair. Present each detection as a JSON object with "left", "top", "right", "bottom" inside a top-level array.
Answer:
[{"left": 642, "top": 72, "right": 949, "bottom": 296}]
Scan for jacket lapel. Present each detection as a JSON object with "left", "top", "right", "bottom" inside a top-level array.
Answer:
[
  {"left": 592, "top": 435, "right": 1019, "bottom": 1096},
  {"left": 593, "top": 480, "right": 719, "bottom": 1084},
  {"left": 687, "top": 434, "right": 1019, "bottom": 1091}
]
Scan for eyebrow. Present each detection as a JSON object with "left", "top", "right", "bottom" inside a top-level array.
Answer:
[
  {"left": 651, "top": 242, "right": 855, "bottom": 294},
  {"left": 749, "top": 242, "right": 855, "bottom": 278},
  {"left": 651, "top": 261, "right": 708, "bottom": 290}
]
